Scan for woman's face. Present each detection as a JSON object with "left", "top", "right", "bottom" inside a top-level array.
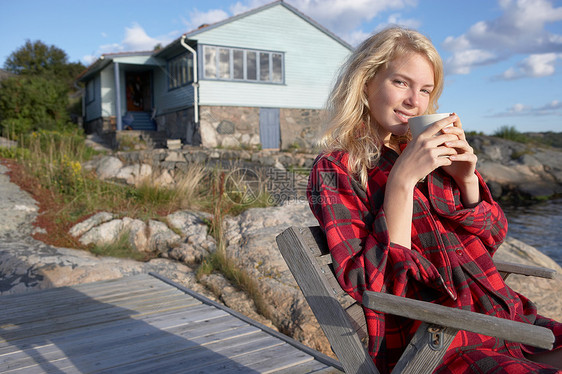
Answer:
[{"left": 365, "top": 53, "right": 435, "bottom": 145}]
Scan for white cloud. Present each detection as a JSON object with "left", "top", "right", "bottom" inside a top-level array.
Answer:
[
  {"left": 497, "top": 53, "right": 561, "bottom": 80},
  {"left": 122, "top": 23, "right": 162, "bottom": 51},
  {"left": 446, "top": 49, "right": 499, "bottom": 75},
  {"left": 82, "top": 23, "right": 175, "bottom": 63},
  {"left": 290, "top": 0, "right": 418, "bottom": 44},
  {"left": 346, "top": 30, "right": 372, "bottom": 47},
  {"left": 230, "top": 0, "right": 270, "bottom": 15},
  {"left": 181, "top": 0, "right": 418, "bottom": 46},
  {"left": 384, "top": 13, "right": 421, "bottom": 30},
  {"left": 491, "top": 100, "right": 562, "bottom": 117},
  {"left": 181, "top": 8, "right": 230, "bottom": 31},
  {"left": 83, "top": 55, "right": 98, "bottom": 65},
  {"left": 442, "top": 0, "right": 562, "bottom": 75},
  {"left": 518, "top": 53, "right": 559, "bottom": 77}
]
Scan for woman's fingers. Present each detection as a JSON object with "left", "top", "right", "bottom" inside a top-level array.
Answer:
[{"left": 444, "top": 139, "right": 473, "bottom": 153}]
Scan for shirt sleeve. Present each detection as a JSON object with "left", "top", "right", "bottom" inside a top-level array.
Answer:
[
  {"left": 307, "top": 155, "right": 446, "bottom": 302},
  {"left": 428, "top": 169, "right": 508, "bottom": 255}
]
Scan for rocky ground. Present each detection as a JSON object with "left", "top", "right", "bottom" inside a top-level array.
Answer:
[
  {"left": 467, "top": 134, "right": 562, "bottom": 199},
  {"left": 1, "top": 136, "right": 562, "bottom": 357}
]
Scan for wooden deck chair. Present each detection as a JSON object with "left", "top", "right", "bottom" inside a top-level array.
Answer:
[{"left": 276, "top": 226, "right": 557, "bottom": 374}]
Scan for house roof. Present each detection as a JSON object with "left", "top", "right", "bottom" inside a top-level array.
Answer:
[
  {"left": 154, "top": 0, "right": 353, "bottom": 57},
  {"left": 76, "top": 51, "right": 156, "bottom": 82},
  {"left": 187, "top": 1, "right": 352, "bottom": 49},
  {"left": 77, "top": 1, "right": 353, "bottom": 82}
]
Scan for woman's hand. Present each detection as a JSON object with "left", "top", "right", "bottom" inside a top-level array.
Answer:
[
  {"left": 391, "top": 114, "right": 459, "bottom": 189},
  {"left": 439, "top": 115, "right": 477, "bottom": 182},
  {"left": 439, "top": 114, "right": 480, "bottom": 207},
  {"left": 384, "top": 115, "right": 458, "bottom": 248}
]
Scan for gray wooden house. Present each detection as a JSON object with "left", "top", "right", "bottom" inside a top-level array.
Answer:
[{"left": 77, "top": 1, "right": 352, "bottom": 149}]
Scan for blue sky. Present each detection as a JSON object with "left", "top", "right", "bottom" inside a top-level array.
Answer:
[{"left": 1, "top": 0, "right": 561, "bottom": 134}]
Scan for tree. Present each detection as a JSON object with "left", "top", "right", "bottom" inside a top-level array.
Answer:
[
  {"left": 0, "top": 75, "right": 70, "bottom": 135},
  {"left": 3, "top": 40, "right": 84, "bottom": 88},
  {"left": 0, "top": 40, "right": 85, "bottom": 136}
]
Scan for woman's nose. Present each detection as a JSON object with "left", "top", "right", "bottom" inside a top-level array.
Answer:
[{"left": 404, "top": 89, "right": 419, "bottom": 108}]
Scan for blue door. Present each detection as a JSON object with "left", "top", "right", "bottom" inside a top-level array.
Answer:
[{"left": 259, "top": 108, "right": 280, "bottom": 149}]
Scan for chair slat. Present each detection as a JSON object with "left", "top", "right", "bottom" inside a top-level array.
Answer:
[
  {"left": 345, "top": 302, "right": 369, "bottom": 343},
  {"left": 276, "top": 225, "right": 557, "bottom": 374},
  {"left": 276, "top": 226, "right": 379, "bottom": 374},
  {"left": 362, "top": 291, "right": 554, "bottom": 350},
  {"left": 494, "top": 260, "right": 557, "bottom": 279}
]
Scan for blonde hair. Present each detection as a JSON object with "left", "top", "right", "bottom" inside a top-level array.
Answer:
[{"left": 319, "top": 27, "right": 444, "bottom": 189}]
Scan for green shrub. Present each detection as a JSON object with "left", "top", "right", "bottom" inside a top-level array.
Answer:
[
  {"left": 0, "top": 76, "right": 74, "bottom": 137},
  {"left": 492, "top": 126, "right": 530, "bottom": 143}
]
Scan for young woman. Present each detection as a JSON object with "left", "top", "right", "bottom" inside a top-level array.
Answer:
[{"left": 307, "top": 27, "right": 562, "bottom": 373}]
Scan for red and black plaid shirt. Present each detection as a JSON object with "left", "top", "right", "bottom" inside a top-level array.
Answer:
[{"left": 307, "top": 148, "right": 562, "bottom": 373}]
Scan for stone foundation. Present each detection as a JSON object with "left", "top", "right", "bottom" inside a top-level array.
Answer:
[
  {"left": 85, "top": 105, "right": 326, "bottom": 152},
  {"left": 154, "top": 108, "right": 199, "bottom": 145},
  {"left": 84, "top": 117, "right": 117, "bottom": 149},
  {"left": 84, "top": 116, "right": 116, "bottom": 135},
  {"left": 199, "top": 106, "right": 261, "bottom": 149},
  {"left": 280, "top": 108, "right": 324, "bottom": 151},
  {"left": 199, "top": 105, "right": 325, "bottom": 151}
]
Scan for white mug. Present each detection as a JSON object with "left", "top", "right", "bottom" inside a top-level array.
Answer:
[{"left": 408, "top": 113, "right": 452, "bottom": 138}]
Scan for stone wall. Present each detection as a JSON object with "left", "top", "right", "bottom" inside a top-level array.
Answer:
[
  {"left": 84, "top": 116, "right": 116, "bottom": 135},
  {"left": 280, "top": 108, "right": 324, "bottom": 151},
  {"left": 155, "top": 107, "right": 199, "bottom": 145},
  {"left": 85, "top": 105, "right": 326, "bottom": 152},
  {"left": 198, "top": 105, "right": 325, "bottom": 151},
  {"left": 84, "top": 117, "right": 117, "bottom": 148},
  {"left": 199, "top": 106, "right": 261, "bottom": 149}
]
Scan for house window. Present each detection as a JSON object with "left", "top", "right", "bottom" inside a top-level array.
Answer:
[
  {"left": 168, "top": 53, "right": 193, "bottom": 90},
  {"left": 86, "top": 79, "right": 95, "bottom": 104},
  {"left": 203, "top": 45, "right": 284, "bottom": 83},
  {"left": 233, "top": 49, "right": 244, "bottom": 80},
  {"left": 247, "top": 51, "right": 257, "bottom": 81}
]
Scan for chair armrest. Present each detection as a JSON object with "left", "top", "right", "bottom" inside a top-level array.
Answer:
[
  {"left": 362, "top": 291, "right": 554, "bottom": 350},
  {"left": 494, "top": 260, "right": 557, "bottom": 279}
]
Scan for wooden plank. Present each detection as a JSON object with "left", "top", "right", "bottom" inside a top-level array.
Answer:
[
  {"left": 0, "top": 287, "right": 193, "bottom": 325},
  {"left": 1, "top": 318, "right": 265, "bottom": 373},
  {"left": 362, "top": 290, "right": 554, "bottom": 350},
  {"left": 0, "top": 305, "right": 229, "bottom": 356},
  {"left": 150, "top": 272, "right": 343, "bottom": 372},
  {"left": 0, "top": 296, "right": 201, "bottom": 343},
  {"left": 394, "top": 322, "right": 457, "bottom": 374},
  {"left": 1, "top": 293, "right": 196, "bottom": 339},
  {"left": 494, "top": 260, "right": 557, "bottom": 279},
  {"left": 299, "top": 226, "right": 330, "bottom": 257},
  {"left": 268, "top": 360, "right": 342, "bottom": 374},
  {"left": 276, "top": 226, "right": 377, "bottom": 374},
  {"left": 0, "top": 274, "right": 164, "bottom": 304},
  {"left": 0, "top": 306, "right": 235, "bottom": 361},
  {"left": 195, "top": 341, "right": 314, "bottom": 374},
  {"left": 232, "top": 342, "right": 318, "bottom": 373},
  {"left": 87, "top": 331, "right": 282, "bottom": 374},
  {"left": 345, "top": 302, "right": 368, "bottom": 342},
  {"left": 1, "top": 273, "right": 341, "bottom": 374},
  {"left": 0, "top": 275, "right": 178, "bottom": 317}
]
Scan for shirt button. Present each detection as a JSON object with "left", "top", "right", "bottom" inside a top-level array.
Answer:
[{"left": 456, "top": 249, "right": 463, "bottom": 256}]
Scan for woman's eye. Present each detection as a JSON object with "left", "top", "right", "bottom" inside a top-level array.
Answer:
[
  {"left": 421, "top": 89, "right": 432, "bottom": 95},
  {"left": 394, "top": 80, "right": 406, "bottom": 86}
]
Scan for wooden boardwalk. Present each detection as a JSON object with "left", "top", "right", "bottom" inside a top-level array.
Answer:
[{"left": 0, "top": 273, "right": 342, "bottom": 373}]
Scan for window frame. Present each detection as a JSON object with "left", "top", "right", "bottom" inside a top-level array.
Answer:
[
  {"left": 202, "top": 44, "right": 284, "bottom": 84},
  {"left": 86, "top": 77, "right": 96, "bottom": 104},
  {"left": 167, "top": 52, "right": 194, "bottom": 91}
]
